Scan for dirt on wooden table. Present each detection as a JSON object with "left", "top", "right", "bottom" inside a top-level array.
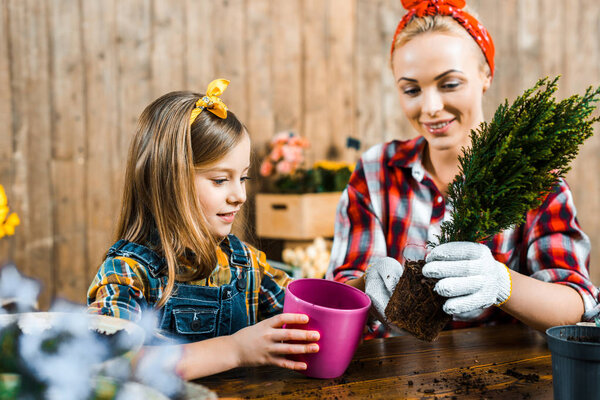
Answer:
[{"left": 195, "top": 324, "right": 553, "bottom": 399}]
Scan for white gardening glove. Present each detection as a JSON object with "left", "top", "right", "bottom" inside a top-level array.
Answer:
[
  {"left": 422, "top": 242, "right": 512, "bottom": 315},
  {"left": 364, "top": 257, "right": 404, "bottom": 323}
]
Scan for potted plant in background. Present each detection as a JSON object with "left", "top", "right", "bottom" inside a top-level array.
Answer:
[{"left": 256, "top": 131, "right": 353, "bottom": 241}]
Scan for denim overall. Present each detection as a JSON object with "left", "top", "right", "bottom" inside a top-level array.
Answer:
[{"left": 105, "top": 234, "right": 250, "bottom": 343}]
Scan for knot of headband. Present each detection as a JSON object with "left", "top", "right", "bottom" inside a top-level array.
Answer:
[
  {"left": 190, "top": 78, "right": 229, "bottom": 125},
  {"left": 391, "top": 0, "right": 495, "bottom": 77}
]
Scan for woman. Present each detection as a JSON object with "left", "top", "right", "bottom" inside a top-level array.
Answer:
[{"left": 327, "top": 0, "right": 599, "bottom": 338}]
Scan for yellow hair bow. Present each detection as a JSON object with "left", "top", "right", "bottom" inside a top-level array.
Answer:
[
  {"left": 190, "top": 78, "right": 230, "bottom": 124},
  {"left": 0, "top": 184, "right": 20, "bottom": 239}
]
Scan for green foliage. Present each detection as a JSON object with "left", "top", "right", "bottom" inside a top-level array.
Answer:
[
  {"left": 438, "top": 77, "right": 600, "bottom": 244},
  {"left": 269, "top": 166, "right": 352, "bottom": 194},
  {"left": 0, "top": 322, "right": 46, "bottom": 399}
]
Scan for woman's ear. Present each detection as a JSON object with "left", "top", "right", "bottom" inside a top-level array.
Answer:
[{"left": 482, "top": 71, "right": 492, "bottom": 93}]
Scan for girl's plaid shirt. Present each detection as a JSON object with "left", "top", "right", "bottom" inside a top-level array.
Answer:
[
  {"left": 87, "top": 236, "right": 292, "bottom": 325},
  {"left": 327, "top": 136, "right": 599, "bottom": 338}
]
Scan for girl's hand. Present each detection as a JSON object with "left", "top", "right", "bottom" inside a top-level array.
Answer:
[{"left": 230, "top": 313, "right": 320, "bottom": 371}]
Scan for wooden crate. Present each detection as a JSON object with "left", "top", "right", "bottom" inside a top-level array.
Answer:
[{"left": 255, "top": 192, "right": 342, "bottom": 240}]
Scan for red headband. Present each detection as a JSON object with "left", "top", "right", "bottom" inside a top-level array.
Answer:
[{"left": 391, "top": 0, "right": 495, "bottom": 78}]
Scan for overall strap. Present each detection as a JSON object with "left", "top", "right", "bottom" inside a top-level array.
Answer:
[
  {"left": 106, "top": 240, "right": 167, "bottom": 278},
  {"left": 225, "top": 234, "right": 250, "bottom": 291},
  {"left": 226, "top": 234, "right": 250, "bottom": 268}
]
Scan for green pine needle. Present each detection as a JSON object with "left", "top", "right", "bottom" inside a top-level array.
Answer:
[{"left": 438, "top": 76, "right": 600, "bottom": 244}]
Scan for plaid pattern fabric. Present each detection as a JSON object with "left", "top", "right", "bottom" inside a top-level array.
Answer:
[
  {"left": 87, "top": 236, "right": 292, "bottom": 323},
  {"left": 328, "top": 137, "right": 599, "bottom": 338}
]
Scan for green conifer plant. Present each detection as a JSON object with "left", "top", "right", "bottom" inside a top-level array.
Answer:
[
  {"left": 440, "top": 76, "right": 600, "bottom": 244},
  {"left": 385, "top": 77, "right": 600, "bottom": 341}
]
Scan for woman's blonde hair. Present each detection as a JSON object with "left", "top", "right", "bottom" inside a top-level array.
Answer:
[
  {"left": 392, "top": 14, "right": 491, "bottom": 77},
  {"left": 115, "top": 91, "right": 247, "bottom": 308}
]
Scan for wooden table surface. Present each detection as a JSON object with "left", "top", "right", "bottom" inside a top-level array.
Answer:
[{"left": 195, "top": 324, "right": 553, "bottom": 399}]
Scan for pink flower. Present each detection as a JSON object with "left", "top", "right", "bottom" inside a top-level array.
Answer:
[
  {"left": 272, "top": 131, "right": 292, "bottom": 145},
  {"left": 276, "top": 160, "right": 293, "bottom": 175},
  {"left": 260, "top": 132, "right": 311, "bottom": 179},
  {"left": 281, "top": 145, "right": 303, "bottom": 164},
  {"left": 260, "top": 160, "right": 273, "bottom": 177},
  {"left": 288, "top": 135, "right": 309, "bottom": 148},
  {"left": 269, "top": 145, "right": 283, "bottom": 161}
]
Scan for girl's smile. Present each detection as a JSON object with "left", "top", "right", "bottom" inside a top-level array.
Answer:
[{"left": 217, "top": 210, "right": 238, "bottom": 224}]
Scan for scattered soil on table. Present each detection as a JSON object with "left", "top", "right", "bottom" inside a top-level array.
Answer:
[
  {"left": 385, "top": 260, "right": 451, "bottom": 341},
  {"left": 566, "top": 335, "right": 600, "bottom": 343},
  {"left": 504, "top": 368, "right": 540, "bottom": 383},
  {"left": 411, "top": 366, "right": 539, "bottom": 399},
  {"left": 453, "top": 371, "right": 488, "bottom": 395}
]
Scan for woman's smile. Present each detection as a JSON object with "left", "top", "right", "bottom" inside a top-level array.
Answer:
[{"left": 422, "top": 118, "right": 456, "bottom": 135}]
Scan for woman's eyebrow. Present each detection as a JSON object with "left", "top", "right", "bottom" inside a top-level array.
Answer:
[
  {"left": 434, "top": 69, "right": 462, "bottom": 80},
  {"left": 397, "top": 76, "right": 417, "bottom": 83},
  {"left": 397, "top": 69, "right": 463, "bottom": 84}
]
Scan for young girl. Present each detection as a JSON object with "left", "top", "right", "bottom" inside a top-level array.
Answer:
[
  {"left": 87, "top": 79, "right": 319, "bottom": 379},
  {"left": 329, "top": 0, "right": 600, "bottom": 337}
]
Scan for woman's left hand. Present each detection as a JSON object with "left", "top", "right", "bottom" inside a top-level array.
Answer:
[{"left": 422, "top": 242, "right": 512, "bottom": 315}]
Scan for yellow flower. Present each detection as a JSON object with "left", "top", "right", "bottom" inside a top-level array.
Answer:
[
  {"left": 0, "top": 184, "right": 20, "bottom": 239},
  {"left": 313, "top": 160, "right": 355, "bottom": 172},
  {"left": 0, "top": 205, "right": 7, "bottom": 223}
]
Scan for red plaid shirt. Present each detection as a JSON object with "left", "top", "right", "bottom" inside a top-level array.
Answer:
[{"left": 327, "top": 137, "right": 599, "bottom": 338}]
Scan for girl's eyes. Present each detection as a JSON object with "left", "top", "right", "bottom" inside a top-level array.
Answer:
[{"left": 211, "top": 176, "right": 251, "bottom": 185}]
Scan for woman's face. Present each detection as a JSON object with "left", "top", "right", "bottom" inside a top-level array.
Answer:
[{"left": 392, "top": 32, "right": 491, "bottom": 152}]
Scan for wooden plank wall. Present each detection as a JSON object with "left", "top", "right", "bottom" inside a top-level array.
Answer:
[{"left": 0, "top": 0, "right": 599, "bottom": 307}]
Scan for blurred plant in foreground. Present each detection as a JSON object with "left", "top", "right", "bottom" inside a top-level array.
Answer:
[
  {"left": 0, "top": 264, "right": 214, "bottom": 399},
  {"left": 0, "top": 182, "right": 195, "bottom": 399}
]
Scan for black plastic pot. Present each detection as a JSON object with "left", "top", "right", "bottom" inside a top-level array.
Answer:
[{"left": 546, "top": 325, "right": 600, "bottom": 400}]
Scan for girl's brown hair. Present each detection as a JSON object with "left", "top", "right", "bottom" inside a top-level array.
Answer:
[{"left": 115, "top": 91, "right": 247, "bottom": 308}]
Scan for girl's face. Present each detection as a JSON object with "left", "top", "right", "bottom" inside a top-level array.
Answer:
[
  {"left": 392, "top": 32, "right": 491, "bottom": 152},
  {"left": 194, "top": 133, "right": 251, "bottom": 239}
]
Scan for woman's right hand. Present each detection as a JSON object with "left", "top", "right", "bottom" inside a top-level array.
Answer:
[
  {"left": 230, "top": 313, "right": 320, "bottom": 371},
  {"left": 364, "top": 257, "right": 404, "bottom": 323}
]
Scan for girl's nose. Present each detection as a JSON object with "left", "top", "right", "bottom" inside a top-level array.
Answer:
[
  {"left": 228, "top": 181, "right": 247, "bottom": 204},
  {"left": 421, "top": 88, "right": 443, "bottom": 117}
]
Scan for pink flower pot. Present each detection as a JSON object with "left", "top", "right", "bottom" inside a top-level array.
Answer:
[{"left": 283, "top": 278, "right": 371, "bottom": 379}]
